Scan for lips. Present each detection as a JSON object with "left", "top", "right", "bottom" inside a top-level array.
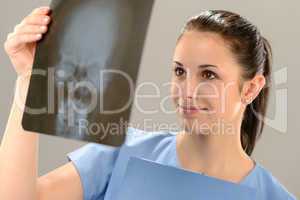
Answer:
[{"left": 178, "top": 104, "right": 208, "bottom": 111}]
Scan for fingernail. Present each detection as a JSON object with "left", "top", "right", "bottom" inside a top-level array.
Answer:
[
  {"left": 43, "top": 17, "right": 49, "bottom": 22},
  {"left": 36, "top": 34, "right": 42, "bottom": 38}
]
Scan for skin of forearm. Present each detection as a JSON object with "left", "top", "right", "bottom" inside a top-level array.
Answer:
[{"left": 0, "top": 76, "right": 39, "bottom": 200}]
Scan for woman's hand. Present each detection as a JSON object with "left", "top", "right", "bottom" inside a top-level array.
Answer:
[{"left": 4, "top": 6, "right": 51, "bottom": 77}]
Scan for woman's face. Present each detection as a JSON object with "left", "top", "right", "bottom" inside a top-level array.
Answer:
[{"left": 170, "top": 31, "right": 245, "bottom": 135}]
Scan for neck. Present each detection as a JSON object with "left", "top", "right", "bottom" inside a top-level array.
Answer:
[{"left": 176, "top": 121, "right": 254, "bottom": 182}]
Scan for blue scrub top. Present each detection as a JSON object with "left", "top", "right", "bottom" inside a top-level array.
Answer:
[{"left": 67, "top": 127, "right": 297, "bottom": 200}]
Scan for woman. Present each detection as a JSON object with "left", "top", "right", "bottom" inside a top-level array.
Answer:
[{"left": 0, "top": 6, "right": 296, "bottom": 200}]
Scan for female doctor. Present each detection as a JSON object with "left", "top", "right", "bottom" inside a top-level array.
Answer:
[{"left": 0, "top": 6, "right": 296, "bottom": 200}]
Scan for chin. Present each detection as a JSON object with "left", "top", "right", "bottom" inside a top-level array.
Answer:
[
  {"left": 182, "top": 123, "right": 211, "bottom": 136},
  {"left": 178, "top": 115, "right": 207, "bottom": 132}
]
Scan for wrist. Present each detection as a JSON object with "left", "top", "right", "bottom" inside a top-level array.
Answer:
[{"left": 13, "top": 75, "right": 31, "bottom": 111}]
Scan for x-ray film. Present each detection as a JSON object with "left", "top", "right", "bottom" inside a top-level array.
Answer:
[{"left": 21, "top": 0, "right": 155, "bottom": 146}]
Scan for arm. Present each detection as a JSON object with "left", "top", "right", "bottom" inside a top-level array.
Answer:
[
  {"left": 0, "top": 7, "right": 83, "bottom": 200},
  {"left": 0, "top": 68, "right": 84, "bottom": 200}
]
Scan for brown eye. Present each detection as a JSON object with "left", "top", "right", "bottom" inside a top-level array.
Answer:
[
  {"left": 202, "top": 70, "right": 218, "bottom": 80},
  {"left": 174, "top": 66, "right": 185, "bottom": 77}
]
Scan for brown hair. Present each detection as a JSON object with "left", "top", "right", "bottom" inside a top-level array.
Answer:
[{"left": 177, "top": 10, "right": 272, "bottom": 156}]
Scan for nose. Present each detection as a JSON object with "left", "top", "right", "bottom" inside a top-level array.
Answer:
[{"left": 183, "top": 76, "right": 199, "bottom": 99}]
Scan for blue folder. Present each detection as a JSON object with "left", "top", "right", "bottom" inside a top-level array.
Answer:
[{"left": 116, "top": 156, "right": 257, "bottom": 200}]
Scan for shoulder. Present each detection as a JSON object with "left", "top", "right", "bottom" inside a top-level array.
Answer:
[
  {"left": 120, "top": 127, "right": 176, "bottom": 156},
  {"left": 255, "top": 163, "right": 297, "bottom": 200},
  {"left": 68, "top": 126, "right": 175, "bottom": 160},
  {"left": 124, "top": 126, "right": 175, "bottom": 146}
]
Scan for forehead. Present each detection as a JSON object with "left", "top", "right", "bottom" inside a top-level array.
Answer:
[{"left": 173, "top": 31, "right": 241, "bottom": 77}]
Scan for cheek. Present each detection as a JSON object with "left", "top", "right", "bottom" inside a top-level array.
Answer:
[
  {"left": 170, "top": 79, "right": 180, "bottom": 103},
  {"left": 196, "top": 83, "right": 220, "bottom": 109},
  {"left": 218, "top": 81, "right": 243, "bottom": 120}
]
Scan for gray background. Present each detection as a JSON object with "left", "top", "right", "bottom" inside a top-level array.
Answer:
[{"left": 0, "top": 0, "right": 299, "bottom": 198}]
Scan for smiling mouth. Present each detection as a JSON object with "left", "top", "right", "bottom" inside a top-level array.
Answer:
[{"left": 177, "top": 104, "right": 209, "bottom": 112}]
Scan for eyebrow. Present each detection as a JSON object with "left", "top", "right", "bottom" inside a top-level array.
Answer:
[{"left": 173, "top": 61, "right": 218, "bottom": 69}]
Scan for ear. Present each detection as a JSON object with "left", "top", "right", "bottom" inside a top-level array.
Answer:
[{"left": 241, "top": 74, "right": 266, "bottom": 105}]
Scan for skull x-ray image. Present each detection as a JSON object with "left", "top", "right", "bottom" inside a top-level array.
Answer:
[{"left": 21, "top": 0, "right": 155, "bottom": 146}]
